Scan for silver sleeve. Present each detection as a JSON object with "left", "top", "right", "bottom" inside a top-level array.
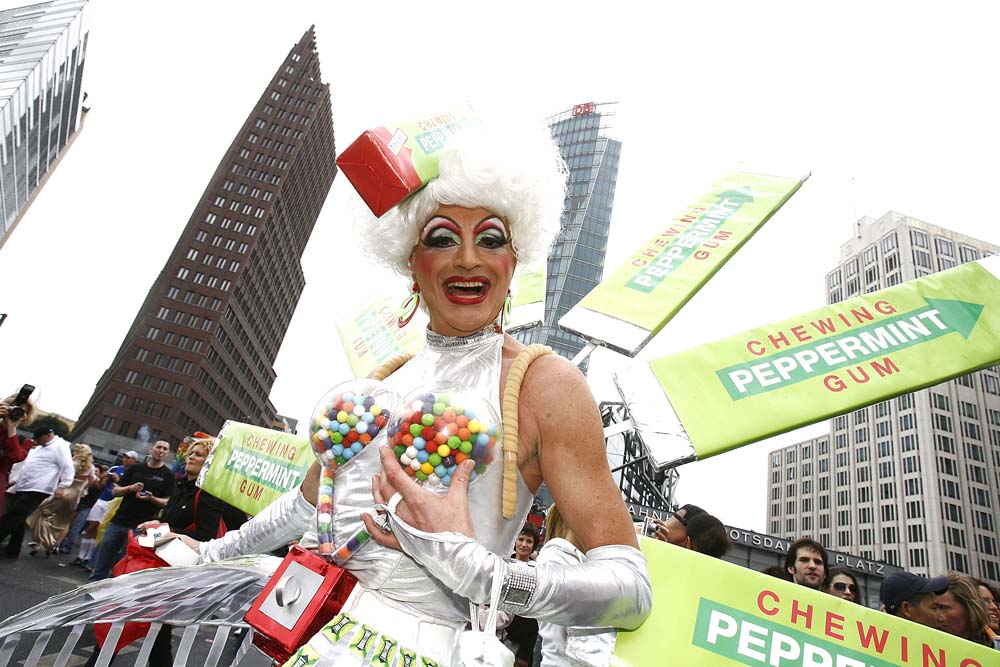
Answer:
[
  {"left": 385, "top": 509, "right": 652, "bottom": 630},
  {"left": 199, "top": 488, "right": 314, "bottom": 563}
]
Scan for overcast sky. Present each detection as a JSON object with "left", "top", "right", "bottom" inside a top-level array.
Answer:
[{"left": 1, "top": 1, "right": 998, "bottom": 532}]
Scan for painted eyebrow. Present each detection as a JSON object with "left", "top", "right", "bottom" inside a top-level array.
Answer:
[
  {"left": 421, "top": 216, "right": 463, "bottom": 240},
  {"left": 473, "top": 216, "right": 507, "bottom": 235}
]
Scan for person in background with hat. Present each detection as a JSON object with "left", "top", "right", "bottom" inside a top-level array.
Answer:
[
  {"left": 0, "top": 425, "right": 74, "bottom": 558},
  {"left": 880, "top": 571, "right": 948, "bottom": 628}
]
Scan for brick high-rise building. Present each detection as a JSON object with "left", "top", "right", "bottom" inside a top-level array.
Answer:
[
  {"left": 766, "top": 212, "right": 1000, "bottom": 586},
  {"left": 0, "top": 0, "right": 90, "bottom": 250},
  {"left": 72, "top": 27, "right": 336, "bottom": 453}
]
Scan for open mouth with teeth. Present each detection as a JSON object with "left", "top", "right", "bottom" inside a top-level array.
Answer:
[{"left": 444, "top": 277, "right": 490, "bottom": 304}]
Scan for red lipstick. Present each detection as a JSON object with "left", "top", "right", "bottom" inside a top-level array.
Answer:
[{"left": 444, "top": 276, "right": 491, "bottom": 304}]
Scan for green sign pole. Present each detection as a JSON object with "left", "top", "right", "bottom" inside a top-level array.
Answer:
[{"left": 648, "top": 257, "right": 1000, "bottom": 459}]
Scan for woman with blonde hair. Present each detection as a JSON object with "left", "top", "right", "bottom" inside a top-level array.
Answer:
[{"left": 26, "top": 443, "right": 97, "bottom": 556}]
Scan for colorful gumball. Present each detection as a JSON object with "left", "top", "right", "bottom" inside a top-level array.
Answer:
[
  {"left": 386, "top": 388, "right": 500, "bottom": 493},
  {"left": 308, "top": 379, "right": 397, "bottom": 559}
]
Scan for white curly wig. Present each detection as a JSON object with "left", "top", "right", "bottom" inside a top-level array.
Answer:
[{"left": 357, "top": 124, "right": 568, "bottom": 277}]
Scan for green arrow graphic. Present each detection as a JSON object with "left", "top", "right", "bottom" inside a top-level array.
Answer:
[
  {"left": 717, "top": 297, "right": 985, "bottom": 400},
  {"left": 625, "top": 187, "right": 753, "bottom": 294}
]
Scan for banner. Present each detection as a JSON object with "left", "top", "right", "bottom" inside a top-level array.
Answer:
[
  {"left": 649, "top": 256, "right": 1000, "bottom": 459},
  {"left": 612, "top": 538, "right": 996, "bottom": 666},
  {"left": 198, "top": 421, "right": 314, "bottom": 516},
  {"left": 336, "top": 295, "right": 425, "bottom": 379},
  {"left": 559, "top": 171, "right": 807, "bottom": 357},
  {"left": 507, "top": 267, "right": 546, "bottom": 333}
]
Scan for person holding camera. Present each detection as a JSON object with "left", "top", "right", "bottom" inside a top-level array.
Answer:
[
  {"left": 0, "top": 419, "right": 74, "bottom": 559},
  {"left": 1, "top": 392, "right": 38, "bottom": 515},
  {"left": 88, "top": 440, "right": 174, "bottom": 581}
]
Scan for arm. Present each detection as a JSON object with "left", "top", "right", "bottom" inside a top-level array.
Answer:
[
  {"left": 55, "top": 443, "right": 75, "bottom": 494},
  {"left": 2, "top": 433, "right": 27, "bottom": 464},
  {"left": 112, "top": 466, "right": 140, "bottom": 498},
  {"left": 187, "top": 492, "right": 225, "bottom": 542}
]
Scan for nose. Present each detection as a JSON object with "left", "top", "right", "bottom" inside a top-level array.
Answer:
[{"left": 454, "top": 238, "right": 481, "bottom": 270}]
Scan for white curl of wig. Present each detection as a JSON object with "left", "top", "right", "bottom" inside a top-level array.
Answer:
[{"left": 357, "top": 124, "right": 568, "bottom": 277}]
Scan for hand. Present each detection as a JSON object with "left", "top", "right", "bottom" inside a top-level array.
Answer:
[
  {"left": 157, "top": 532, "right": 201, "bottom": 554},
  {"left": 137, "top": 490, "right": 153, "bottom": 501},
  {"left": 53, "top": 487, "right": 66, "bottom": 499},
  {"left": 653, "top": 518, "right": 670, "bottom": 542},
  {"left": 361, "top": 446, "right": 477, "bottom": 551},
  {"left": 131, "top": 482, "right": 144, "bottom": 494}
]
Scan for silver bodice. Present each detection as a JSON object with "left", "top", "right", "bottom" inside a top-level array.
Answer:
[{"left": 330, "top": 327, "right": 533, "bottom": 622}]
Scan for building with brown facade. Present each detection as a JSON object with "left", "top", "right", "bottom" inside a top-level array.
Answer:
[{"left": 71, "top": 27, "right": 336, "bottom": 454}]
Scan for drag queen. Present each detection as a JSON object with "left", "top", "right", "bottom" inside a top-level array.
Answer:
[{"left": 177, "top": 125, "right": 652, "bottom": 665}]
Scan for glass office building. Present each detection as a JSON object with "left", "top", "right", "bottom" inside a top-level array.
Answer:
[
  {"left": 0, "top": 0, "right": 90, "bottom": 249},
  {"left": 515, "top": 102, "right": 621, "bottom": 362}
]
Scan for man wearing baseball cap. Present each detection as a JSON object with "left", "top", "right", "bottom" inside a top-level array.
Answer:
[{"left": 880, "top": 572, "right": 948, "bottom": 628}]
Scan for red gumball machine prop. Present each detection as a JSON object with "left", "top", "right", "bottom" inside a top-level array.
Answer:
[{"left": 244, "top": 545, "right": 357, "bottom": 664}]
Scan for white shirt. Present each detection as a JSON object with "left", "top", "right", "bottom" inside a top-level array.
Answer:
[{"left": 14, "top": 435, "right": 74, "bottom": 494}]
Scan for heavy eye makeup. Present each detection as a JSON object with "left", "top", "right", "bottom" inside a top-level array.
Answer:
[
  {"left": 473, "top": 217, "right": 510, "bottom": 250},
  {"left": 421, "top": 217, "right": 462, "bottom": 248}
]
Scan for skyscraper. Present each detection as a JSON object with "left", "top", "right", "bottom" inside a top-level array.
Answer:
[
  {"left": 0, "top": 0, "right": 90, "bottom": 249},
  {"left": 515, "top": 101, "right": 620, "bottom": 361},
  {"left": 766, "top": 212, "right": 1000, "bottom": 585},
  {"left": 71, "top": 27, "right": 336, "bottom": 452}
]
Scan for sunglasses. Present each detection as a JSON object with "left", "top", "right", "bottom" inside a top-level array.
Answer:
[{"left": 832, "top": 582, "right": 857, "bottom": 593}]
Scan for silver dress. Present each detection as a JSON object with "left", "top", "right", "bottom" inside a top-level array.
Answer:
[{"left": 331, "top": 326, "right": 533, "bottom": 623}]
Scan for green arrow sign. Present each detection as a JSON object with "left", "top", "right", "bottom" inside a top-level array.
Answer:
[
  {"left": 559, "top": 171, "right": 806, "bottom": 357},
  {"left": 625, "top": 187, "right": 754, "bottom": 293},
  {"left": 717, "top": 297, "right": 984, "bottom": 399},
  {"left": 649, "top": 257, "right": 1000, "bottom": 459}
]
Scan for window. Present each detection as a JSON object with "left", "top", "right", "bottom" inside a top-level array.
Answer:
[
  {"left": 113, "top": 392, "right": 127, "bottom": 407},
  {"left": 911, "top": 229, "right": 928, "bottom": 248},
  {"left": 176, "top": 267, "right": 189, "bottom": 280},
  {"left": 213, "top": 196, "right": 226, "bottom": 207},
  {"left": 124, "top": 370, "right": 139, "bottom": 384},
  {"left": 100, "top": 416, "right": 115, "bottom": 431},
  {"left": 146, "top": 326, "right": 160, "bottom": 340},
  {"left": 205, "top": 212, "right": 217, "bottom": 225}
]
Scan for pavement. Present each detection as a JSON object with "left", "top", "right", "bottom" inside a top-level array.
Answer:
[{"left": 0, "top": 543, "right": 270, "bottom": 666}]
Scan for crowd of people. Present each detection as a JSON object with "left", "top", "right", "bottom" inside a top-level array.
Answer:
[{"left": 767, "top": 536, "right": 1000, "bottom": 650}]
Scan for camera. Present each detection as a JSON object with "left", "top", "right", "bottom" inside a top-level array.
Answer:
[
  {"left": 6, "top": 384, "right": 35, "bottom": 421},
  {"left": 642, "top": 516, "right": 659, "bottom": 537}
]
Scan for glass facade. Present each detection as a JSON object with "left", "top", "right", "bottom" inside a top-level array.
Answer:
[
  {"left": 515, "top": 102, "right": 621, "bottom": 363},
  {"left": 0, "top": 0, "right": 90, "bottom": 248}
]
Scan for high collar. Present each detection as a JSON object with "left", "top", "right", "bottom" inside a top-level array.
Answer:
[{"left": 424, "top": 325, "right": 501, "bottom": 351}]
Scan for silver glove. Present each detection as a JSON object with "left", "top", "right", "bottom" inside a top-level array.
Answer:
[
  {"left": 382, "top": 506, "right": 652, "bottom": 630},
  {"left": 199, "top": 488, "right": 314, "bottom": 563}
]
